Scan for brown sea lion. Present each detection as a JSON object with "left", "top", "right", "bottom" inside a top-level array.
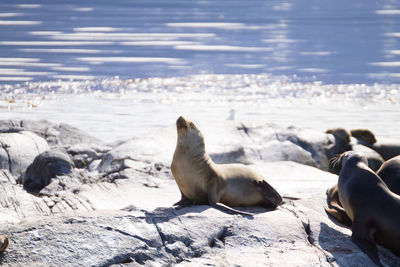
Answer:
[
  {"left": 171, "top": 116, "right": 282, "bottom": 216},
  {"left": 350, "top": 129, "right": 400, "bottom": 161},
  {"left": 350, "top": 129, "right": 377, "bottom": 145},
  {"left": 0, "top": 235, "right": 9, "bottom": 253},
  {"left": 336, "top": 151, "right": 400, "bottom": 265}
]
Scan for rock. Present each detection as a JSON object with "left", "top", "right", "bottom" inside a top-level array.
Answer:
[
  {"left": 258, "top": 140, "right": 317, "bottom": 167},
  {"left": 0, "top": 169, "right": 16, "bottom": 185},
  {"left": 67, "top": 144, "right": 111, "bottom": 169},
  {"left": 1, "top": 121, "right": 400, "bottom": 266},
  {"left": 20, "top": 119, "right": 103, "bottom": 147},
  {"left": 0, "top": 120, "right": 23, "bottom": 133},
  {"left": 0, "top": 131, "right": 49, "bottom": 176},
  {"left": 20, "top": 149, "right": 79, "bottom": 194}
]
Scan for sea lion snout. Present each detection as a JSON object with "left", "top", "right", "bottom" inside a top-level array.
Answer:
[{"left": 176, "top": 116, "right": 188, "bottom": 129}]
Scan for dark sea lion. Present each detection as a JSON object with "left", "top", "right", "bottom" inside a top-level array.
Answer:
[
  {"left": 326, "top": 154, "right": 397, "bottom": 227},
  {"left": 351, "top": 144, "right": 384, "bottom": 171},
  {"left": 376, "top": 155, "right": 400, "bottom": 195},
  {"left": 325, "top": 128, "right": 383, "bottom": 173},
  {"left": 0, "top": 235, "right": 9, "bottom": 253},
  {"left": 325, "top": 128, "right": 352, "bottom": 174},
  {"left": 336, "top": 151, "right": 400, "bottom": 265},
  {"left": 372, "top": 140, "right": 400, "bottom": 161},
  {"left": 171, "top": 116, "right": 282, "bottom": 216}
]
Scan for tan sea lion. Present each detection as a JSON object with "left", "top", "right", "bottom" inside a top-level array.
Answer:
[
  {"left": 336, "top": 151, "right": 400, "bottom": 265},
  {"left": 171, "top": 116, "right": 282, "bottom": 216},
  {"left": 0, "top": 235, "right": 9, "bottom": 253}
]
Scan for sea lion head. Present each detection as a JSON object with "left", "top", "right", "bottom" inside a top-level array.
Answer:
[
  {"left": 326, "top": 128, "right": 351, "bottom": 143},
  {"left": 338, "top": 151, "right": 368, "bottom": 169},
  {"left": 350, "top": 129, "right": 377, "bottom": 145},
  {"left": 175, "top": 116, "right": 205, "bottom": 149}
]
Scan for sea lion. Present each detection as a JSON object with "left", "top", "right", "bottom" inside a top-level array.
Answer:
[
  {"left": 325, "top": 128, "right": 384, "bottom": 173},
  {"left": 171, "top": 116, "right": 282, "bottom": 216},
  {"left": 336, "top": 151, "right": 400, "bottom": 265},
  {"left": 325, "top": 128, "right": 352, "bottom": 174},
  {"left": 350, "top": 129, "right": 400, "bottom": 161},
  {"left": 326, "top": 154, "right": 397, "bottom": 227},
  {"left": 0, "top": 235, "right": 9, "bottom": 253},
  {"left": 376, "top": 155, "right": 400, "bottom": 195},
  {"left": 372, "top": 140, "right": 400, "bottom": 161},
  {"left": 350, "top": 129, "right": 377, "bottom": 145},
  {"left": 325, "top": 184, "right": 352, "bottom": 227}
]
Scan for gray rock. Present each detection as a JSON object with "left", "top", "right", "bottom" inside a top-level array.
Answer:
[
  {"left": 20, "top": 119, "right": 103, "bottom": 147},
  {"left": 0, "top": 120, "right": 23, "bottom": 133},
  {"left": 0, "top": 131, "right": 49, "bottom": 176}
]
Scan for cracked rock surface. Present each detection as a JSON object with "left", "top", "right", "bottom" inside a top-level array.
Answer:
[{"left": 0, "top": 120, "right": 399, "bottom": 266}]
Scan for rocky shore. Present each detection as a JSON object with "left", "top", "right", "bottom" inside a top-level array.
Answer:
[{"left": 0, "top": 119, "right": 399, "bottom": 266}]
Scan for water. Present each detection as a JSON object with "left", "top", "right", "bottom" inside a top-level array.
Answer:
[{"left": 1, "top": 0, "right": 400, "bottom": 84}]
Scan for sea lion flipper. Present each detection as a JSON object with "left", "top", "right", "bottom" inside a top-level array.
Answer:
[
  {"left": 0, "top": 235, "right": 9, "bottom": 253},
  {"left": 210, "top": 202, "right": 254, "bottom": 217},
  {"left": 173, "top": 190, "right": 193, "bottom": 209},
  {"left": 324, "top": 205, "right": 352, "bottom": 227},
  {"left": 208, "top": 186, "right": 253, "bottom": 216},
  {"left": 351, "top": 223, "right": 382, "bottom": 266},
  {"left": 253, "top": 180, "right": 282, "bottom": 209}
]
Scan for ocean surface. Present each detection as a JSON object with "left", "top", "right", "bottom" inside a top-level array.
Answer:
[
  {"left": 0, "top": 0, "right": 400, "bottom": 84},
  {"left": 0, "top": 1, "right": 399, "bottom": 143}
]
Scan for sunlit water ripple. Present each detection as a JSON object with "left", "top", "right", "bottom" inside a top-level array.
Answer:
[{"left": 0, "top": 0, "right": 400, "bottom": 84}]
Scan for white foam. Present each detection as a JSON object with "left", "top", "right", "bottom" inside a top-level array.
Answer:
[
  {"left": 385, "top": 32, "right": 400, "bottom": 37},
  {"left": 0, "top": 20, "right": 42, "bottom": 25},
  {"left": 0, "top": 58, "right": 39, "bottom": 62},
  {"left": 376, "top": 9, "right": 400, "bottom": 15},
  {"left": 174, "top": 44, "right": 272, "bottom": 52},
  {"left": 300, "top": 52, "right": 332, "bottom": 56},
  {"left": 17, "top": 4, "right": 41, "bottom": 8},
  {"left": 298, "top": 68, "right": 329, "bottom": 73},
  {"left": 0, "top": 41, "right": 114, "bottom": 46},
  {"left": 51, "top": 67, "right": 90, "bottom": 72},
  {"left": 47, "top": 32, "right": 215, "bottom": 41},
  {"left": 74, "top": 8, "right": 94, "bottom": 12},
  {"left": 19, "top": 48, "right": 117, "bottom": 54},
  {"left": 0, "top": 62, "right": 61, "bottom": 67},
  {"left": 166, "top": 22, "right": 284, "bottom": 30},
  {"left": 52, "top": 75, "right": 96, "bottom": 80},
  {"left": 262, "top": 38, "right": 297, "bottom": 43},
  {"left": 0, "top": 77, "right": 32, "bottom": 81},
  {"left": 74, "top": 27, "right": 121, "bottom": 32},
  {"left": 0, "top": 13, "right": 23, "bottom": 17},
  {"left": 120, "top": 41, "right": 198, "bottom": 46},
  {"left": 0, "top": 68, "right": 54, "bottom": 76},
  {"left": 77, "top": 57, "right": 185, "bottom": 64},
  {"left": 29, "top": 31, "right": 64, "bottom": 35},
  {"left": 225, "top": 64, "right": 265, "bottom": 69},
  {"left": 370, "top": 61, "right": 400, "bottom": 67}
]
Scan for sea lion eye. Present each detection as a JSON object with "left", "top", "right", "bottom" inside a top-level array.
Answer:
[{"left": 189, "top": 122, "right": 196, "bottom": 129}]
